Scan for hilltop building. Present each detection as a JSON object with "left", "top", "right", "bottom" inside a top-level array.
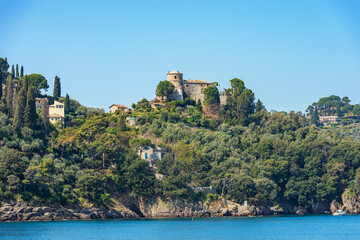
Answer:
[
  {"left": 166, "top": 70, "right": 226, "bottom": 105},
  {"left": 109, "top": 104, "right": 131, "bottom": 114}
]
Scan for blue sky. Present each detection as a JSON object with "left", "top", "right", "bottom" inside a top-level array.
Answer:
[{"left": 0, "top": 0, "right": 359, "bottom": 112}]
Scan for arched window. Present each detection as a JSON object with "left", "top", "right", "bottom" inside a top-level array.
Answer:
[
  {"left": 174, "top": 76, "right": 177, "bottom": 79},
  {"left": 145, "top": 153, "right": 148, "bottom": 159}
]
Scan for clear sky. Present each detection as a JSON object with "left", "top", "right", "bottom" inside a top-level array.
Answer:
[{"left": 0, "top": 0, "right": 359, "bottom": 112}]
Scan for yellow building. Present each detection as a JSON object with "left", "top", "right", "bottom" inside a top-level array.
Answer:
[{"left": 49, "top": 100, "right": 65, "bottom": 124}]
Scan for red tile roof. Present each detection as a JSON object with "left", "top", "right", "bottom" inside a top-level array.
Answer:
[{"left": 109, "top": 104, "right": 129, "bottom": 109}]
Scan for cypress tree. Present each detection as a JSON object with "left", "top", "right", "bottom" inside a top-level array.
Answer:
[
  {"left": 24, "top": 86, "right": 37, "bottom": 129},
  {"left": 53, "top": 76, "right": 61, "bottom": 98},
  {"left": 13, "top": 84, "right": 27, "bottom": 132},
  {"left": 256, "top": 99, "right": 264, "bottom": 113},
  {"left": 41, "top": 98, "right": 49, "bottom": 134},
  {"left": 64, "top": 94, "right": 70, "bottom": 114},
  {"left": 118, "top": 115, "right": 127, "bottom": 132},
  {"left": 20, "top": 66, "right": 24, "bottom": 78},
  {"left": 0, "top": 73, "right": 2, "bottom": 99},
  {"left": 5, "top": 75, "right": 14, "bottom": 117},
  {"left": 11, "top": 65, "right": 15, "bottom": 78},
  {"left": 196, "top": 99, "right": 202, "bottom": 112},
  {"left": 16, "top": 64, "right": 19, "bottom": 79}
]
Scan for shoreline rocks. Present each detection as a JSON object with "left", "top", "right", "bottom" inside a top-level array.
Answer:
[{"left": 1, "top": 195, "right": 354, "bottom": 222}]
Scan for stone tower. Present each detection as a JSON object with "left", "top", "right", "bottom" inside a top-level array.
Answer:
[{"left": 167, "top": 70, "right": 184, "bottom": 100}]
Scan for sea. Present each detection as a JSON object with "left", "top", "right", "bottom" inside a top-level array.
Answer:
[{"left": 0, "top": 215, "right": 359, "bottom": 240}]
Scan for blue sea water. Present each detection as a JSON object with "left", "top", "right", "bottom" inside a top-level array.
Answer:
[{"left": 0, "top": 215, "right": 360, "bottom": 240}]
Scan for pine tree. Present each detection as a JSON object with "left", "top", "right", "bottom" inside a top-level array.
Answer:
[
  {"left": 13, "top": 84, "right": 27, "bottom": 132},
  {"left": 64, "top": 94, "right": 70, "bottom": 114},
  {"left": 5, "top": 75, "right": 14, "bottom": 117},
  {"left": 20, "top": 66, "right": 24, "bottom": 78},
  {"left": 41, "top": 98, "right": 49, "bottom": 134},
  {"left": 24, "top": 86, "right": 37, "bottom": 129},
  {"left": 53, "top": 76, "right": 61, "bottom": 98},
  {"left": 16, "top": 64, "right": 19, "bottom": 79},
  {"left": 11, "top": 65, "right": 15, "bottom": 78}
]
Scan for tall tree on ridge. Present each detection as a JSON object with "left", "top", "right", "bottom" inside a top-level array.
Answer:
[
  {"left": 5, "top": 75, "right": 14, "bottom": 117},
  {"left": 13, "top": 80, "right": 27, "bottom": 132},
  {"left": 16, "top": 64, "right": 19, "bottom": 79},
  {"left": 53, "top": 76, "right": 61, "bottom": 99},
  {"left": 20, "top": 66, "right": 24, "bottom": 78},
  {"left": 11, "top": 65, "right": 15, "bottom": 78},
  {"left": 256, "top": 99, "right": 265, "bottom": 113},
  {"left": 0, "top": 73, "right": 2, "bottom": 99},
  {"left": 24, "top": 86, "right": 37, "bottom": 129},
  {"left": 64, "top": 94, "right": 70, "bottom": 114}
]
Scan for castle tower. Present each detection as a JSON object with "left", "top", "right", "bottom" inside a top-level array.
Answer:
[{"left": 167, "top": 70, "right": 184, "bottom": 100}]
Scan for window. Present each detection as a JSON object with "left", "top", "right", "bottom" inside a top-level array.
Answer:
[
  {"left": 161, "top": 153, "right": 164, "bottom": 158},
  {"left": 155, "top": 153, "right": 159, "bottom": 159},
  {"left": 145, "top": 153, "right": 148, "bottom": 159},
  {"left": 174, "top": 76, "right": 177, "bottom": 79}
]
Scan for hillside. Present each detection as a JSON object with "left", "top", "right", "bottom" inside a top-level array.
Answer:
[{"left": 1, "top": 57, "right": 360, "bottom": 220}]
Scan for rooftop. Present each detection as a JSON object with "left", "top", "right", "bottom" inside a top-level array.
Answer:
[
  {"left": 168, "top": 70, "right": 181, "bottom": 74},
  {"left": 184, "top": 79, "right": 209, "bottom": 84},
  {"left": 110, "top": 104, "right": 129, "bottom": 109},
  {"left": 48, "top": 113, "right": 64, "bottom": 118}
]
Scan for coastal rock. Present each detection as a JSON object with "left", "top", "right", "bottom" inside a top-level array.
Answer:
[{"left": 294, "top": 206, "right": 308, "bottom": 215}]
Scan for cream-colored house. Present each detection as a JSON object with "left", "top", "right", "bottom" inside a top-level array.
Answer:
[
  {"left": 109, "top": 104, "right": 131, "bottom": 114},
  {"left": 49, "top": 100, "right": 65, "bottom": 124}
]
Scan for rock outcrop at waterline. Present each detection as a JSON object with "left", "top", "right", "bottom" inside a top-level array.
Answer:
[
  {"left": 0, "top": 198, "right": 270, "bottom": 222},
  {"left": 0, "top": 203, "right": 138, "bottom": 222},
  {"left": 3, "top": 195, "right": 353, "bottom": 222}
]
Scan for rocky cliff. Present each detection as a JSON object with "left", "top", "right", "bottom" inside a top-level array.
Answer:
[{"left": 4, "top": 194, "right": 358, "bottom": 222}]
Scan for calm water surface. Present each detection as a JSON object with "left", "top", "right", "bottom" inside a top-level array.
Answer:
[{"left": 0, "top": 215, "right": 359, "bottom": 240}]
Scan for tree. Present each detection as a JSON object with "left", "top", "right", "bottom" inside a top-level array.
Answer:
[
  {"left": 13, "top": 82, "right": 27, "bottom": 132},
  {"left": 76, "top": 170, "right": 107, "bottom": 205},
  {"left": 155, "top": 81, "right": 174, "bottom": 101},
  {"left": 11, "top": 65, "right": 15, "bottom": 78},
  {"left": 53, "top": 76, "right": 61, "bottom": 98},
  {"left": 256, "top": 99, "right": 265, "bottom": 113},
  {"left": 16, "top": 64, "right": 19, "bottom": 79},
  {"left": 20, "top": 66, "right": 24, "bottom": 78},
  {"left": 237, "top": 93, "right": 250, "bottom": 125},
  {"left": 353, "top": 104, "right": 360, "bottom": 118},
  {"left": 223, "top": 78, "right": 255, "bottom": 125},
  {"left": 64, "top": 94, "right": 70, "bottom": 114},
  {"left": 342, "top": 96, "right": 350, "bottom": 105},
  {"left": 118, "top": 115, "right": 127, "bottom": 132},
  {"left": 41, "top": 98, "right": 49, "bottom": 134},
  {"left": 203, "top": 85, "right": 220, "bottom": 106},
  {"left": 24, "top": 86, "right": 37, "bottom": 128},
  {"left": 0, "top": 73, "right": 2, "bottom": 99},
  {"left": 196, "top": 99, "right": 202, "bottom": 112},
  {"left": 0, "top": 57, "right": 9, "bottom": 72},
  {"left": 5, "top": 75, "right": 14, "bottom": 117},
  {"left": 20, "top": 74, "right": 49, "bottom": 93},
  {"left": 0, "top": 148, "right": 28, "bottom": 185}
]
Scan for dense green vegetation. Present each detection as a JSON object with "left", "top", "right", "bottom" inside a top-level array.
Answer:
[{"left": 1, "top": 57, "right": 360, "bottom": 211}]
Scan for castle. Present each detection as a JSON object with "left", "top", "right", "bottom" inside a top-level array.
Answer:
[{"left": 166, "top": 70, "right": 226, "bottom": 105}]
